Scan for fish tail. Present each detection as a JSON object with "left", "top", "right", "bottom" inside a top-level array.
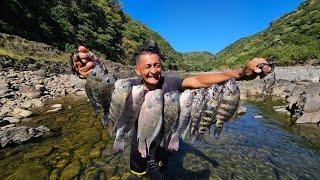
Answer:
[
  {"left": 113, "top": 137, "right": 124, "bottom": 152},
  {"left": 138, "top": 139, "right": 147, "bottom": 158},
  {"left": 168, "top": 132, "right": 179, "bottom": 151}
]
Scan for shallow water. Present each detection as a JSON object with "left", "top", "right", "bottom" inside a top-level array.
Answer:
[{"left": 0, "top": 96, "right": 319, "bottom": 179}]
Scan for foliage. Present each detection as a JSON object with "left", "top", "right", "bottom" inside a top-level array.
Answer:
[
  {"left": 181, "top": 52, "right": 217, "bottom": 71},
  {"left": 0, "top": 0, "right": 182, "bottom": 69},
  {"left": 216, "top": 0, "right": 320, "bottom": 68}
]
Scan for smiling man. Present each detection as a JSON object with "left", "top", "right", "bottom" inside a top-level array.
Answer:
[{"left": 74, "top": 40, "right": 273, "bottom": 179}]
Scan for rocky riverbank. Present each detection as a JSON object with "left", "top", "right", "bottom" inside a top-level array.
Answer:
[{"left": 238, "top": 65, "right": 320, "bottom": 125}]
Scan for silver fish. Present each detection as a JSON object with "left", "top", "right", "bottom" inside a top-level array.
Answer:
[
  {"left": 168, "top": 89, "right": 194, "bottom": 151},
  {"left": 213, "top": 78, "right": 240, "bottom": 139},
  {"left": 85, "top": 63, "right": 116, "bottom": 124},
  {"left": 137, "top": 89, "right": 163, "bottom": 158},
  {"left": 113, "top": 85, "right": 145, "bottom": 152},
  {"left": 161, "top": 91, "right": 180, "bottom": 149}
]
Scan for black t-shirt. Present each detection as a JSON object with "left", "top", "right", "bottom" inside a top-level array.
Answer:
[{"left": 154, "top": 73, "right": 184, "bottom": 93}]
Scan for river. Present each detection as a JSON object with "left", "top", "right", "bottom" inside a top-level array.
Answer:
[{"left": 0, "top": 96, "right": 319, "bottom": 179}]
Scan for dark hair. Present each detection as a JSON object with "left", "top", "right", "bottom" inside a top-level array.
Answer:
[{"left": 133, "top": 40, "right": 162, "bottom": 64}]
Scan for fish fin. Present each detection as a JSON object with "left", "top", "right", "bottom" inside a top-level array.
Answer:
[
  {"left": 213, "top": 126, "right": 222, "bottom": 140},
  {"left": 168, "top": 132, "right": 179, "bottom": 151},
  {"left": 138, "top": 138, "right": 147, "bottom": 158}
]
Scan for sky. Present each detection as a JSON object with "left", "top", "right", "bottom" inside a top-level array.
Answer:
[{"left": 120, "top": 0, "right": 303, "bottom": 54}]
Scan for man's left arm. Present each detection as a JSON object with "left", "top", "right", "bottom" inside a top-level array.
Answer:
[{"left": 182, "top": 58, "right": 273, "bottom": 89}]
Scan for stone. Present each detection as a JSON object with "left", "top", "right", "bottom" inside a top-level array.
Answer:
[
  {"left": 0, "top": 125, "right": 49, "bottom": 147},
  {"left": 33, "top": 70, "right": 47, "bottom": 77},
  {"left": 303, "top": 95, "right": 320, "bottom": 113},
  {"left": 253, "top": 115, "right": 263, "bottom": 119},
  {"left": 296, "top": 112, "right": 320, "bottom": 124},
  {"left": 13, "top": 108, "right": 33, "bottom": 118},
  {"left": 51, "top": 104, "right": 62, "bottom": 109},
  {"left": 3, "top": 117, "right": 20, "bottom": 123},
  {"left": 31, "top": 98, "right": 44, "bottom": 107},
  {"left": 0, "top": 124, "right": 15, "bottom": 130},
  {"left": 76, "top": 90, "right": 86, "bottom": 96},
  {"left": 0, "top": 77, "right": 9, "bottom": 90},
  {"left": 237, "top": 106, "right": 247, "bottom": 115},
  {"left": 60, "top": 160, "right": 81, "bottom": 179},
  {"left": 46, "top": 108, "right": 62, "bottom": 113},
  {"left": 20, "top": 101, "right": 33, "bottom": 109},
  {"left": 273, "top": 106, "right": 290, "bottom": 115}
]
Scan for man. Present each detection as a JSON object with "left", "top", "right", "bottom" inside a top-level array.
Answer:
[{"left": 72, "top": 41, "right": 273, "bottom": 179}]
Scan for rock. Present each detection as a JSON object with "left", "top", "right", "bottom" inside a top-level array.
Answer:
[
  {"left": 237, "top": 106, "right": 247, "bottom": 115},
  {"left": 0, "top": 125, "right": 50, "bottom": 147},
  {"left": 76, "top": 90, "right": 86, "bottom": 96},
  {"left": 33, "top": 70, "right": 47, "bottom": 77},
  {"left": 31, "top": 98, "right": 44, "bottom": 107},
  {"left": 0, "top": 124, "right": 15, "bottom": 130},
  {"left": 13, "top": 108, "right": 33, "bottom": 118},
  {"left": 3, "top": 117, "right": 20, "bottom": 123},
  {"left": 20, "top": 101, "right": 33, "bottom": 109},
  {"left": 22, "top": 92, "right": 41, "bottom": 99},
  {"left": 296, "top": 112, "right": 320, "bottom": 124},
  {"left": 51, "top": 104, "right": 62, "bottom": 109},
  {"left": 60, "top": 160, "right": 81, "bottom": 179},
  {"left": 46, "top": 108, "right": 62, "bottom": 113},
  {"left": 0, "top": 77, "right": 9, "bottom": 91},
  {"left": 253, "top": 115, "right": 263, "bottom": 119},
  {"left": 273, "top": 106, "right": 290, "bottom": 115},
  {"left": 6, "top": 165, "right": 49, "bottom": 180},
  {"left": 303, "top": 95, "right": 320, "bottom": 113}
]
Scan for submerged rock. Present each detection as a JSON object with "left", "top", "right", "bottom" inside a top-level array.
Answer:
[
  {"left": 0, "top": 125, "right": 50, "bottom": 147},
  {"left": 296, "top": 112, "right": 320, "bottom": 124},
  {"left": 237, "top": 106, "right": 247, "bottom": 115}
]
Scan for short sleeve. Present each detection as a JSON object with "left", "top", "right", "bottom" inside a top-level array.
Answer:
[{"left": 161, "top": 73, "right": 184, "bottom": 93}]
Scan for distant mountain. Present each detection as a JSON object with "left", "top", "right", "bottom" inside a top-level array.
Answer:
[
  {"left": 217, "top": 0, "right": 320, "bottom": 68},
  {"left": 0, "top": 0, "right": 182, "bottom": 70},
  {"left": 181, "top": 51, "right": 217, "bottom": 71}
]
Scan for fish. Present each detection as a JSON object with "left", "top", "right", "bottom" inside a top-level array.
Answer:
[
  {"left": 167, "top": 89, "right": 195, "bottom": 151},
  {"left": 85, "top": 63, "right": 116, "bottom": 124},
  {"left": 161, "top": 91, "right": 180, "bottom": 149},
  {"left": 213, "top": 78, "right": 240, "bottom": 139},
  {"left": 198, "top": 84, "right": 219, "bottom": 134},
  {"left": 113, "top": 85, "right": 145, "bottom": 152},
  {"left": 137, "top": 89, "right": 163, "bottom": 158},
  {"left": 190, "top": 88, "right": 209, "bottom": 138}
]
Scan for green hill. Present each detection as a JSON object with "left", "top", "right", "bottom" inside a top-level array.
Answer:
[
  {"left": 216, "top": 0, "right": 320, "bottom": 68},
  {"left": 0, "top": 0, "right": 182, "bottom": 70},
  {"left": 181, "top": 51, "right": 217, "bottom": 71}
]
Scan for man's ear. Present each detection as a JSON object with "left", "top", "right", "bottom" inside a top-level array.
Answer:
[{"left": 134, "top": 65, "right": 141, "bottom": 76}]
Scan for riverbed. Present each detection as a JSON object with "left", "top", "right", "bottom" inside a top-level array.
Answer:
[{"left": 0, "top": 96, "right": 319, "bottom": 179}]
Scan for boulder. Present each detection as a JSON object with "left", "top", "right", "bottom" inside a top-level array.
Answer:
[
  {"left": 3, "top": 117, "right": 20, "bottom": 123},
  {"left": 0, "top": 125, "right": 50, "bottom": 147},
  {"left": 303, "top": 95, "right": 320, "bottom": 113},
  {"left": 237, "top": 106, "right": 247, "bottom": 115},
  {"left": 296, "top": 112, "right": 320, "bottom": 124},
  {"left": 13, "top": 108, "right": 33, "bottom": 118},
  {"left": 31, "top": 98, "right": 44, "bottom": 108}
]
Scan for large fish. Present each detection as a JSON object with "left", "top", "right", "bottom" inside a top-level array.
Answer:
[
  {"left": 137, "top": 89, "right": 163, "bottom": 158},
  {"left": 108, "top": 77, "right": 141, "bottom": 135},
  {"left": 113, "top": 85, "right": 145, "bottom": 152},
  {"left": 85, "top": 63, "right": 116, "bottom": 124},
  {"left": 213, "top": 78, "right": 240, "bottom": 139},
  {"left": 190, "top": 88, "right": 209, "bottom": 138},
  {"left": 167, "top": 89, "right": 194, "bottom": 151},
  {"left": 161, "top": 91, "right": 180, "bottom": 149},
  {"left": 198, "top": 84, "right": 219, "bottom": 134}
]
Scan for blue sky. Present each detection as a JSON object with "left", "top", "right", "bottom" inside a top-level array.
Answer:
[{"left": 120, "top": 0, "right": 303, "bottom": 54}]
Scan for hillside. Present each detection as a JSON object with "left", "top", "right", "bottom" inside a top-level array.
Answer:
[
  {"left": 0, "top": 0, "right": 182, "bottom": 70},
  {"left": 217, "top": 0, "right": 320, "bottom": 68},
  {"left": 181, "top": 51, "right": 217, "bottom": 71}
]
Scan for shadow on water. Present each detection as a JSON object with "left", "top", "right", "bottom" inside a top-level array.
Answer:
[{"left": 167, "top": 141, "right": 218, "bottom": 179}]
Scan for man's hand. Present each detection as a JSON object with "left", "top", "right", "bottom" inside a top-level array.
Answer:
[
  {"left": 241, "top": 58, "right": 274, "bottom": 80},
  {"left": 71, "top": 46, "right": 100, "bottom": 78}
]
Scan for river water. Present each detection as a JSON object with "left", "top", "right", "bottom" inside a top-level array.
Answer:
[{"left": 0, "top": 96, "right": 319, "bottom": 179}]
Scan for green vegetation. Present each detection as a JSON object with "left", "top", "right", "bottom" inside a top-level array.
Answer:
[
  {"left": 181, "top": 51, "right": 217, "bottom": 71},
  {"left": 0, "top": 0, "right": 182, "bottom": 70},
  {"left": 216, "top": 0, "right": 320, "bottom": 68}
]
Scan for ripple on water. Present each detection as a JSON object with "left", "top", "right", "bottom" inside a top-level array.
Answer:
[{"left": 0, "top": 97, "right": 319, "bottom": 179}]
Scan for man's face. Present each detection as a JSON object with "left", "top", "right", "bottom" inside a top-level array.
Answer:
[{"left": 135, "top": 53, "right": 162, "bottom": 88}]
